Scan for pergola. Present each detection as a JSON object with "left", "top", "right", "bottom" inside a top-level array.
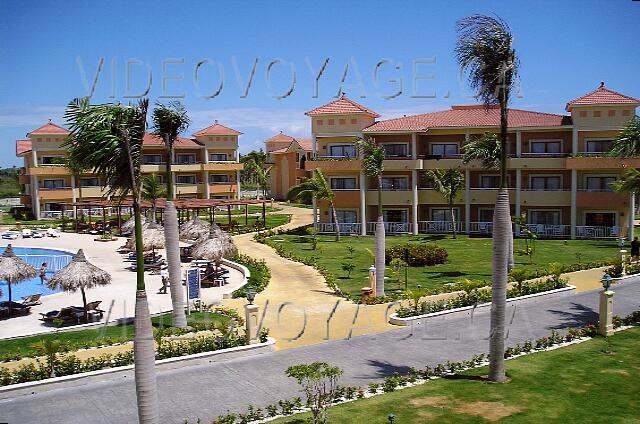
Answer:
[{"left": 65, "top": 198, "right": 270, "bottom": 233}]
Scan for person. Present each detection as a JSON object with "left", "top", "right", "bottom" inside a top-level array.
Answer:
[
  {"left": 631, "top": 237, "right": 640, "bottom": 260},
  {"left": 39, "top": 263, "right": 49, "bottom": 283},
  {"left": 203, "top": 263, "right": 216, "bottom": 282},
  {"left": 158, "top": 269, "right": 169, "bottom": 294}
]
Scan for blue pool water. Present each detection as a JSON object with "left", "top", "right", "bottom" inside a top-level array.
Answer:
[{"left": 0, "top": 246, "right": 73, "bottom": 302}]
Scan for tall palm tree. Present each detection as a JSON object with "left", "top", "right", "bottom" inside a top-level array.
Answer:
[
  {"left": 607, "top": 115, "right": 640, "bottom": 157},
  {"left": 456, "top": 14, "right": 519, "bottom": 383},
  {"left": 355, "top": 137, "right": 386, "bottom": 296},
  {"left": 251, "top": 161, "right": 272, "bottom": 199},
  {"left": 142, "top": 174, "right": 166, "bottom": 223},
  {"left": 611, "top": 169, "right": 640, "bottom": 197},
  {"left": 288, "top": 168, "right": 341, "bottom": 241},
  {"left": 152, "top": 101, "right": 190, "bottom": 329},
  {"left": 64, "top": 98, "right": 160, "bottom": 423},
  {"left": 424, "top": 168, "right": 465, "bottom": 238}
]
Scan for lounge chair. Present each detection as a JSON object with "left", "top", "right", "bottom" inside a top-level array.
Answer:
[
  {"left": 46, "top": 228, "right": 61, "bottom": 237},
  {"left": 0, "top": 306, "right": 8, "bottom": 317},
  {"left": 21, "top": 229, "right": 32, "bottom": 238},
  {"left": 31, "top": 230, "right": 44, "bottom": 238},
  {"left": 21, "top": 293, "right": 42, "bottom": 306},
  {"left": 40, "top": 307, "right": 83, "bottom": 325},
  {"left": 71, "top": 301, "right": 105, "bottom": 320},
  {"left": 0, "top": 301, "right": 31, "bottom": 315},
  {"left": 129, "top": 260, "right": 167, "bottom": 272},
  {"left": 1, "top": 232, "right": 19, "bottom": 240}
]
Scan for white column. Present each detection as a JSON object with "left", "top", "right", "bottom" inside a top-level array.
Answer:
[
  {"left": 412, "top": 169, "right": 418, "bottom": 235},
  {"left": 516, "top": 131, "right": 522, "bottom": 157},
  {"left": 203, "top": 148, "right": 209, "bottom": 164},
  {"left": 629, "top": 192, "right": 635, "bottom": 241},
  {"left": 31, "top": 175, "right": 40, "bottom": 219},
  {"left": 411, "top": 133, "right": 417, "bottom": 160},
  {"left": 515, "top": 169, "right": 522, "bottom": 235},
  {"left": 204, "top": 171, "right": 210, "bottom": 199},
  {"left": 464, "top": 169, "right": 471, "bottom": 234},
  {"left": 359, "top": 171, "right": 367, "bottom": 236},
  {"left": 236, "top": 170, "right": 241, "bottom": 200},
  {"left": 570, "top": 169, "right": 577, "bottom": 239},
  {"left": 572, "top": 127, "right": 578, "bottom": 155}
]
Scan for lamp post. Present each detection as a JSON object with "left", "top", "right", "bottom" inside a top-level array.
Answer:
[
  {"left": 598, "top": 273, "right": 614, "bottom": 337},
  {"left": 387, "top": 413, "right": 396, "bottom": 423},
  {"left": 244, "top": 288, "right": 260, "bottom": 344},
  {"left": 617, "top": 238, "right": 627, "bottom": 276}
]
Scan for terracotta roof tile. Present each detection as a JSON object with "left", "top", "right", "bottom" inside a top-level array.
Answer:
[
  {"left": 28, "top": 120, "right": 70, "bottom": 136},
  {"left": 306, "top": 94, "right": 380, "bottom": 117},
  {"left": 294, "top": 138, "right": 312, "bottom": 151},
  {"left": 143, "top": 133, "right": 202, "bottom": 147},
  {"left": 566, "top": 84, "right": 639, "bottom": 111},
  {"left": 270, "top": 147, "right": 289, "bottom": 154},
  {"left": 363, "top": 105, "right": 571, "bottom": 132},
  {"left": 265, "top": 132, "right": 296, "bottom": 143},
  {"left": 16, "top": 139, "right": 32, "bottom": 156},
  {"left": 193, "top": 120, "right": 242, "bottom": 136}
]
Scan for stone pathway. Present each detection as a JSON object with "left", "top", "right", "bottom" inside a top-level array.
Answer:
[{"left": 1, "top": 276, "right": 638, "bottom": 424}]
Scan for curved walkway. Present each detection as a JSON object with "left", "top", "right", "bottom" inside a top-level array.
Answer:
[{"left": 224, "top": 204, "right": 397, "bottom": 350}]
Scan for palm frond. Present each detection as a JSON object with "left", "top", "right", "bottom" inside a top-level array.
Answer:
[
  {"left": 610, "top": 168, "right": 640, "bottom": 194},
  {"left": 462, "top": 132, "right": 501, "bottom": 169},
  {"left": 151, "top": 101, "right": 190, "bottom": 149},
  {"left": 354, "top": 137, "right": 384, "bottom": 177},
  {"left": 608, "top": 116, "right": 640, "bottom": 157}
]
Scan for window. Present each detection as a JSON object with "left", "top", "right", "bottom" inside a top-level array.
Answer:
[
  {"left": 330, "top": 177, "right": 357, "bottom": 190},
  {"left": 593, "top": 111, "right": 601, "bottom": 117},
  {"left": 579, "top": 111, "right": 587, "bottom": 118},
  {"left": 530, "top": 140, "right": 561, "bottom": 154},
  {"left": 210, "top": 195, "right": 229, "bottom": 200},
  {"left": 42, "top": 179, "right": 64, "bottom": 189},
  {"left": 431, "top": 208, "right": 457, "bottom": 222},
  {"left": 530, "top": 176, "right": 561, "bottom": 191},
  {"left": 40, "top": 156, "right": 63, "bottom": 165},
  {"left": 209, "top": 174, "right": 230, "bottom": 183},
  {"left": 44, "top": 202, "right": 63, "bottom": 212},
  {"left": 585, "top": 212, "right": 616, "bottom": 227},
  {"left": 431, "top": 143, "right": 458, "bottom": 156},
  {"left": 176, "top": 175, "right": 196, "bottom": 184},
  {"left": 176, "top": 154, "right": 196, "bottom": 164},
  {"left": 339, "top": 119, "right": 346, "bottom": 125},
  {"left": 328, "top": 119, "right": 335, "bottom": 125},
  {"left": 586, "top": 139, "right": 612, "bottom": 153},
  {"left": 79, "top": 178, "right": 99, "bottom": 187},
  {"left": 480, "top": 175, "right": 501, "bottom": 188},
  {"left": 209, "top": 153, "right": 228, "bottom": 162},
  {"left": 479, "top": 209, "right": 494, "bottom": 222},
  {"left": 382, "top": 143, "right": 408, "bottom": 158},
  {"left": 143, "top": 154, "right": 163, "bottom": 164},
  {"left": 623, "top": 109, "right": 631, "bottom": 117},
  {"left": 585, "top": 176, "right": 616, "bottom": 192},
  {"left": 329, "top": 144, "right": 357, "bottom": 158},
  {"left": 529, "top": 210, "right": 560, "bottom": 225},
  {"left": 350, "top": 118, "right": 357, "bottom": 124},
  {"left": 383, "top": 209, "right": 408, "bottom": 223},
  {"left": 608, "top": 110, "right": 616, "bottom": 117},
  {"left": 381, "top": 176, "right": 408, "bottom": 190},
  {"left": 334, "top": 210, "right": 357, "bottom": 223},
  {"left": 317, "top": 120, "right": 323, "bottom": 126}
]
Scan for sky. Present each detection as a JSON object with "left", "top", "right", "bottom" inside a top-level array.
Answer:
[{"left": 1, "top": 0, "right": 639, "bottom": 168}]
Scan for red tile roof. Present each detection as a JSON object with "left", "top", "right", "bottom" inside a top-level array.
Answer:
[
  {"left": 16, "top": 139, "right": 32, "bottom": 156},
  {"left": 143, "top": 133, "right": 202, "bottom": 147},
  {"left": 265, "top": 132, "right": 312, "bottom": 152},
  {"left": 270, "top": 147, "right": 289, "bottom": 154},
  {"left": 306, "top": 94, "right": 380, "bottom": 117},
  {"left": 363, "top": 105, "right": 571, "bottom": 132},
  {"left": 265, "top": 132, "right": 297, "bottom": 143},
  {"left": 28, "top": 120, "right": 70, "bottom": 136},
  {"left": 193, "top": 120, "right": 242, "bottom": 136},
  {"left": 295, "top": 138, "right": 312, "bottom": 151},
  {"left": 566, "top": 84, "right": 639, "bottom": 111}
]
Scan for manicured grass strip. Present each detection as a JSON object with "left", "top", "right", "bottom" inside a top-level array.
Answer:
[
  {"left": 266, "top": 233, "right": 619, "bottom": 296},
  {"left": 273, "top": 327, "right": 640, "bottom": 423},
  {"left": 0, "top": 311, "right": 229, "bottom": 361}
]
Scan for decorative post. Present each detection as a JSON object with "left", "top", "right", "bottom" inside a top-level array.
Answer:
[
  {"left": 244, "top": 289, "right": 260, "bottom": 344},
  {"left": 618, "top": 248, "right": 627, "bottom": 276},
  {"left": 361, "top": 265, "right": 376, "bottom": 299},
  {"left": 599, "top": 274, "right": 614, "bottom": 337}
]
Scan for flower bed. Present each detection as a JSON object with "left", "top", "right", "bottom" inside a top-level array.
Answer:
[{"left": 231, "top": 253, "right": 271, "bottom": 298}]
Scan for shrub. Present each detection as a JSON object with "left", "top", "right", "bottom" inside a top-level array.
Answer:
[
  {"left": 386, "top": 243, "right": 448, "bottom": 267},
  {"left": 232, "top": 254, "right": 271, "bottom": 298},
  {"left": 286, "top": 362, "right": 343, "bottom": 424}
]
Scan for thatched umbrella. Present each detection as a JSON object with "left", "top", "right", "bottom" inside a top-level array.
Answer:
[
  {"left": 126, "top": 222, "right": 165, "bottom": 256},
  {"left": 0, "top": 244, "right": 37, "bottom": 316},
  {"left": 121, "top": 216, "right": 151, "bottom": 234},
  {"left": 191, "top": 224, "right": 237, "bottom": 267},
  {"left": 179, "top": 215, "right": 210, "bottom": 241},
  {"left": 47, "top": 249, "right": 111, "bottom": 322}
]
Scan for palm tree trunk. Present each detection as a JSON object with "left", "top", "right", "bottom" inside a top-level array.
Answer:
[
  {"left": 150, "top": 202, "right": 157, "bottom": 224},
  {"left": 508, "top": 227, "right": 514, "bottom": 271},
  {"left": 449, "top": 194, "right": 457, "bottom": 239},
  {"left": 164, "top": 201, "right": 187, "bottom": 328},
  {"left": 330, "top": 201, "right": 341, "bottom": 241},
  {"left": 132, "top": 201, "right": 160, "bottom": 423},
  {"left": 81, "top": 286, "right": 88, "bottom": 323},
  {"left": 7, "top": 283, "right": 12, "bottom": 316},
  {"left": 375, "top": 178, "right": 385, "bottom": 297},
  {"left": 165, "top": 143, "right": 174, "bottom": 199},
  {"left": 78, "top": 182, "right": 83, "bottom": 223}
]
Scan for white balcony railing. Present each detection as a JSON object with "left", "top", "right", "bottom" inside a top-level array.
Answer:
[
  {"left": 315, "top": 222, "right": 362, "bottom": 234},
  {"left": 418, "top": 221, "right": 464, "bottom": 234},
  {"left": 522, "top": 224, "right": 570, "bottom": 238},
  {"left": 366, "top": 222, "right": 412, "bottom": 234},
  {"left": 575, "top": 226, "right": 623, "bottom": 239},
  {"left": 468, "top": 221, "right": 493, "bottom": 234}
]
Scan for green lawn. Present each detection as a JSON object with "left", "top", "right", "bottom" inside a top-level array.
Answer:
[
  {"left": 0, "top": 311, "right": 230, "bottom": 361},
  {"left": 267, "top": 233, "right": 619, "bottom": 296},
  {"left": 273, "top": 327, "right": 640, "bottom": 423}
]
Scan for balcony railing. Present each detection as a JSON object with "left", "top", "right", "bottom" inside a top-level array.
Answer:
[
  {"left": 315, "top": 222, "right": 362, "bottom": 234},
  {"left": 366, "top": 222, "right": 412, "bottom": 234},
  {"left": 522, "top": 224, "right": 571, "bottom": 238},
  {"left": 468, "top": 221, "right": 493, "bottom": 234},
  {"left": 418, "top": 221, "right": 464, "bottom": 234},
  {"left": 40, "top": 210, "right": 75, "bottom": 219},
  {"left": 575, "top": 226, "right": 624, "bottom": 239},
  {"left": 421, "top": 154, "right": 463, "bottom": 160},
  {"left": 313, "top": 155, "right": 360, "bottom": 161},
  {"left": 520, "top": 153, "right": 569, "bottom": 158}
]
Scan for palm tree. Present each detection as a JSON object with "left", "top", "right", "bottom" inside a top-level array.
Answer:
[
  {"left": 607, "top": 115, "right": 640, "bottom": 157},
  {"left": 456, "top": 14, "right": 519, "bottom": 383},
  {"left": 424, "top": 168, "right": 465, "bottom": 238},
  {"left": 251, "top": 161, "right": 272, "bottom": 199},
  {"left": 611, "top": 168, "right": 640, "bottom": 196},
  {"left": 152, "top": 101, "right": 190, "bottom": 329},
  {"left": 355, "top": 137, "right": 386, "bottom": 296},
  {"left": 64, "top": 98, "right": 160, "bottom": 423},
  {"left": 141, "top": 174, "right": 166, "bottom": 223},
  {"left": 288, "top": 169, "right": 341, "bottom": 241}
]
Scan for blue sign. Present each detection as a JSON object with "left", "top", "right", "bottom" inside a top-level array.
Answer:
[{"left": 186, "top": 268, "right": 200, "bottom": 300}]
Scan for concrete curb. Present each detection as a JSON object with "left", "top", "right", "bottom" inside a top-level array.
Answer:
[
  {"left": 389, "top": 285, "right": 577, "bottom": 326},
  {"left": 0, "top": 337, "right": 276, "bottom": 399}
]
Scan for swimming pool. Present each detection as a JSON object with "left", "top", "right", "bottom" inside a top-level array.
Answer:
[{"left": 0, "top": 246, "right": 73, "bottom": 302}]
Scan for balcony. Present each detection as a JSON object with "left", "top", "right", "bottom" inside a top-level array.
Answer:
[
  {"left": 27, "top": 166, "right": 69, "bottom": 176},
  {"left": 202, "top": 162, "right": 243, "bottom": 172},
  {"left": 509, "top": 157, "right": 566, "bottom": 169},
  {"left": 315, "top": 222, "right": 362, "bottom": 234},
  {"left": 576, "top": 190, "right": 628, "bottom": 208},
  {"left": 366, "top": 222, "right": 412, "bottom": 234},
  {"left": 469, "top": 221, "right": 493, "bottom": 235},
  {"left": 521, "top": 190, "right": 571, "bottom": 207},
  {"left": 383, "top": 159, "right": 422, "bottom": 171},
  {"left": 305, "top": 159, "right": 362, "bottom": 172},
  {"left": 419, "top": 189, "right": 466, "bottom": 204},
  {"left": 366, "top": 190, "right": 412, "bottom": 206},
  {"left": 209, "top": 183, "right": 237, "bottom": 194},
  {"left": 418, "top": 221, "right": 463, "bottom": 234},
  {"left": 38, "top": 187, "right": 74, "bottom": 200},
  {"left": 522, "top": 224, "right": 571, "bottom": 238},
  {"left": 422, "top": 156, "right": 464, "bottom": 169},
  {"left": 566, "top": 156, "right": 640, "bottom": 170},
  {"left": 467, "top": 188, "right": 514, "bottom": 205},
  {"left": 575, "top": 226, "right": 625, "bottom": 239},
  {"left": 77, "top": 186, "right": 109, "bottom": 198}
]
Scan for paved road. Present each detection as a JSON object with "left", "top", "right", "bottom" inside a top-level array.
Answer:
[{"left": 1, "top": 279, "right": 639, "bottom": 424}]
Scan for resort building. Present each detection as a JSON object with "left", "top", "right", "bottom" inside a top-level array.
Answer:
[
  {"left": 16, "top": 120, "right": 243, "bottom": 219},
  {"left": 264, "top": 132, "right": 312, "bottom": 200},
  {"left": 305, "top": 84, "right": 640, "bottom": 239}
]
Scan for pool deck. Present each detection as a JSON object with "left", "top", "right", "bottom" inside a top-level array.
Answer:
[{"left": 0, "top": 233, "right": 244, "bottom": 339}]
